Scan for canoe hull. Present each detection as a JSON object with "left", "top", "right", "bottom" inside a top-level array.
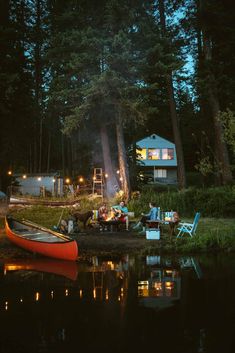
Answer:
[{"left": 5, "top": 217, "right": 78, "bottom": 261}]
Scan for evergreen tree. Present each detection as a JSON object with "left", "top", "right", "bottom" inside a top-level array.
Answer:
[
  {"left": 183, "top": 0, "right": 234, "bottom": 184},
  {"left": 0, "top": 1, "right": 35, "bottom": 178}
]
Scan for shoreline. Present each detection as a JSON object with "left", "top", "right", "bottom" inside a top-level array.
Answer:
[
  {"left": 1, "top": 226, "right": 234, "bottom": 260},
  {"left": 0, "top": 226, "right": 165, "bottom": 259}
]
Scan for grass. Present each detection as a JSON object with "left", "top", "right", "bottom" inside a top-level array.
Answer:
[
  {"left": 170, "top": 217, "right": 235, "bottom": 253},
  {"left": 1, "top": 206, "right": 235, "bottom": 254}
]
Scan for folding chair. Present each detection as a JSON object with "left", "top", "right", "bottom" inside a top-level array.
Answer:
[{"left": 177, "top": 212, "right": 201, "bottom": 238}]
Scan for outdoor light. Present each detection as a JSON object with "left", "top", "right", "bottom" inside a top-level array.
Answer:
[
  {"left": 7, "top": 170, "right": 12, "bottom": 175},
  {"left": 105, "top": 173, "right": 108, "bottom": 178},
  {"left": 65, "top": 178, "right": 70, "bottom": 184},
  {"left": 22, "top": 175, "right": 27, "bottom": 179},
  {"left": 53, "top": 179, "right": 56, "bottom": 183},
  {"left": 93, "top": 177, "right": 96, "bottom": 181},
  {"left": 120, "top": 177, "right": 123, "bottom": 181},
  {"left": 116, "top": 170, "right": 120, "bottom": 174},
  {"left": 79, "top": 177, "right": 84, "bottom": 182},
  {"left": 35, "top": 292, "right": 40, "bottom": 301},
  {"left": 37, "top": 177, "right": 42, "bottom": 181}
]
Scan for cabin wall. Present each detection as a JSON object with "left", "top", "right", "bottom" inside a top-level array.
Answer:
[
  {"left": 12, "top": 176, "right": 64, "bottom": 196},
  {"left": 136, "top": 134, "right": 178, "bottom": 184}
]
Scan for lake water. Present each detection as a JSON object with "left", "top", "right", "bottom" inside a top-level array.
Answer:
[{"left": 0, "top": 254, "right": 234, "bottom": 353}]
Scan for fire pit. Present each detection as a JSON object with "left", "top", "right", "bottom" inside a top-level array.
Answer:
[{"left": 98, "top": 220, "right": 123, "bottom": 232}]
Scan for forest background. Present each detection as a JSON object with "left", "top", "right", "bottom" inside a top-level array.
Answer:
[{"left": 0, "top": 0, "right": 234, "bottom": 201}]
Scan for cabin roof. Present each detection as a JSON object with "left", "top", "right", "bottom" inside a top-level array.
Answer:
[{"left": 136, "top": 133, "right": 175, "bottom": 148}]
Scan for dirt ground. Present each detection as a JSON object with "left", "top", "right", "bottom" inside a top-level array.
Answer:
[{"left": 0, "top": 226, "right": 164, "bottom": 260}]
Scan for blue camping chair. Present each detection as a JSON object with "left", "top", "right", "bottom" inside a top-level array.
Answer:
[{"left": 177, "top": 212, "right": 201, "bottom": 238}]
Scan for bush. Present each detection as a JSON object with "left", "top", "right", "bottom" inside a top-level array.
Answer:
[{"left": 128, "top": 186, "right": 235, "bottom": 217}]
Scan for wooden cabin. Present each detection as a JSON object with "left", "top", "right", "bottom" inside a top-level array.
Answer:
[
  {"left": 136, "top": 133, "right": 178, "bottom": 184},
  {"left": 11, "top": 173, "right": 63, "bottom": 197}
]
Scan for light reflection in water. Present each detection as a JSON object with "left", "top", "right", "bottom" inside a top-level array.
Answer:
[{"left": 0, "top": 254, "right": 234, "bottom": 353}]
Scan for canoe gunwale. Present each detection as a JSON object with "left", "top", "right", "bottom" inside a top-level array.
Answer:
[{"left": 5, "top": 216, "right": 78, "bottom": 261}]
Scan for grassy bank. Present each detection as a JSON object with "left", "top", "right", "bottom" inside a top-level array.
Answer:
[
  {"left": 129, "top": 185, "right": 235, "bottom": 217},
  {"left": 1, "top": 205, "right": 234, "bottom": 254}
]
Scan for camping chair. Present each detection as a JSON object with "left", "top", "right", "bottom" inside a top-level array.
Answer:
[{"left": 177, "top": 212, "right": 201, "bottom": 238}]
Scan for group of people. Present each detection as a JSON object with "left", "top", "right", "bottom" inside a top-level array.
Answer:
[
  {"left": 98, "top": 200, "right": 129, "bottom": 231},
  {"left": 97, "top": 200, "right": 168, "bottom": 234},
  {"left": 57, "top": 199, "right": 179, "bottom": 235},
  {"left": 98, "top": 200, "right": 179, "bottom": 235}
]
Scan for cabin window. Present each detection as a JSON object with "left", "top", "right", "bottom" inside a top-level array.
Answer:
[
  {"left": 162, "top": 148, "right": 174, "bottom": 160},
  {"left": 136, "top": 148, "right": 147, "bottom": 160},
  {"left": 154, "top": 169, "right": 167, "bottom": 178},
  {"left": 148, "top": 148, "right": 160, "bottom": 160}
]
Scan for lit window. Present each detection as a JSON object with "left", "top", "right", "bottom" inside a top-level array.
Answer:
[
  {"left": 148, "top": 149, "right": 160, "bottom": 160},
  {"left": 154, "top": 169, "right": 167, "bottom": 178},
  {"left": 162, "top": 148, "right": 174, "bottom": 160},
  {"left": 136, "top": 148, "right": 147, "bottom": 160}
]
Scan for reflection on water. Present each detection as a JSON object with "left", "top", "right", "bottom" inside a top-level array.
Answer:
[{"left": 0, "top": 254, "right": 234, "bottom": 353}]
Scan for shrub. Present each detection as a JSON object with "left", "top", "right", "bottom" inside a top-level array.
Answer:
[{"left": 128, "top": 186, "right": 235, "bottom": 217}]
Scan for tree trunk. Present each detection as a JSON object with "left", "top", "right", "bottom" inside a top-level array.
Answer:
[
  {"left": 46, "top": 132, "right": 51, "bottom": 173},
  {"left": 202, "top": 23, "right": 232, "bottom": 184},
  {"left": 166, "top": 76, "right": 186, "bottom": 189},
  {"left": 67, "top": 137, "right": 72, "bottom": 177},
  {"left": 158, "top": 0, "right": 186, "bottom": 189},
  {"left": 33, "top": 132, "right": 37, "bottom": 173},
  {"left": 61, "top": 132, "right": 65, "bottom": 176},
  {"left": 35, "top": 0, "right": 43, "bottom": 173},
  {"left": 115, "top": 112, "right": 131, "bottom": 201},
  {"left": 39, "top": 118, "right": 43, "bottom": 172},
  {"left": 100, "top": 125, "right": 119, "bottom": 198}
]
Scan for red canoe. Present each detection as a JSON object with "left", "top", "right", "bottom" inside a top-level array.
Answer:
[{"left": 5, "top": 216, "right": 78, "bottom": 261}]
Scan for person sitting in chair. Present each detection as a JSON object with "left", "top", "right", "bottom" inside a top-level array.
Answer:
[
  {"left": 98, "top": 203, "right": 109, "bottom": 221},
  {"left": 111, "top": 200, "right": 129, "bottom": 230},
  {"left": 132, "top": 202, "right": 159, "bottom": 234}
]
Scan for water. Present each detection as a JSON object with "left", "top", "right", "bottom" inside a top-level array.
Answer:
[{"left": 0, "top": 254, "right": 234, "bottom": 353}]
